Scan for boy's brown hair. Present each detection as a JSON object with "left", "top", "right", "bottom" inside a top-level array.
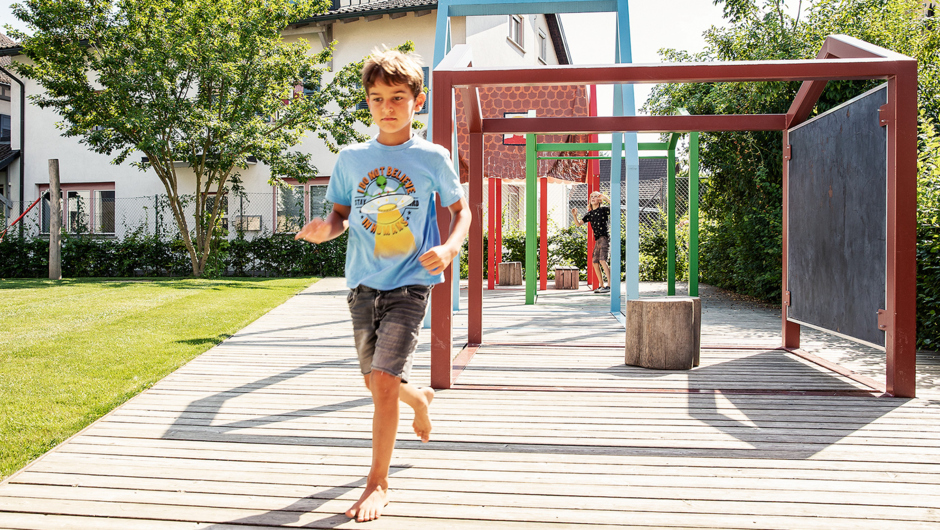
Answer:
[{"left": 362, "top": 48, "right": 424, "bottom": 97}]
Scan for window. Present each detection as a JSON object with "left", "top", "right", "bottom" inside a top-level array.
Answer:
[
  {"left": 302, "top": 76, "right": 320, "bottom": 97},
  {"left": 67, "top": 190, "right": 91, "bottom": 233},
  {"left": 274, "top": 181, "right": 331, "bottom": 233},
  {"left": 508, "top": 15, "right": 524, "bottom": 48},
  {"left": 95, "top": 190, "right": 115, "bottom": 234},
  {"left": 0, "top": 115, "right": 10, "bottom": 144},
  {"left": 538, "top": 30, "right": 548, "bottom": 64},
  {"left": 417, "top": 66, "right": 430, "bottom": 115},
  {"left": 0, "top": 84, "right": 9, "bottom": 101},
  {"left": 203, "top": 192, "right": 229, "bottom": 231},
  {"left": 39, "top": 183, "right": 115, "bottom": 235},
  {"left": 276, "top": 184, "right": 306, "bottom": 233}
]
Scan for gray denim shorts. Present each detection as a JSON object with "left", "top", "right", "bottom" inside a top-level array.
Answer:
[
  {"left": 346, "top": 284, "right": 432, "bottom": 384},
  {"left": 592, "top": 236, "right": 610, "bottom": 264}
]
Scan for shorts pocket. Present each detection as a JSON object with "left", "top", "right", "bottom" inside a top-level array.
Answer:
[{"left": 406, "top": 285, "right": 431, "bottom": 302}]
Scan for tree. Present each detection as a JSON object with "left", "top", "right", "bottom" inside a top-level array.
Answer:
[
  {"left": 9, "top": 0, "right": 389, "bottom": 276},
  {"left": 645, "top": 0, "right": 940, "bottom": 302}
]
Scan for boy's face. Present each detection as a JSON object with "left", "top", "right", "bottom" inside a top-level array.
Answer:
[{"left": 367, "top": 79, "right": 426, "bottom": 146}]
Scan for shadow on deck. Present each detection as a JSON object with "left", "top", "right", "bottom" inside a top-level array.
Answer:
[{"left": 1, "top": 278, "right": 938, "bottom": 529}]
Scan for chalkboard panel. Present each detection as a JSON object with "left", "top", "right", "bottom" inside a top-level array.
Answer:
[{"left": 787, "top": 85, "right": 887, "bottom": 349}]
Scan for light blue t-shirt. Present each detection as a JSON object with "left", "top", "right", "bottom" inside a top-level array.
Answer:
[{"left": 326, "top": 135, "right": 465, "bottom": 290}]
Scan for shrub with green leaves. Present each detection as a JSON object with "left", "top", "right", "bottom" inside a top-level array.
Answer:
[{"left": 917, "top": 115, "right": 940, "bottom": 350}]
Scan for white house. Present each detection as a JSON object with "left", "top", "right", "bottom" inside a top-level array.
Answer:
[
  {"left": 0, "top": 33, "right": 18, "bottom": 227},
  {"left": 0, "top": 0, "right": 575, "bottom": 240}
]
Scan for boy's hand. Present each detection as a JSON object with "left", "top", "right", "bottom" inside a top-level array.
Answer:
[
  {"left": 420, "top": 245, "right": 458, "bottom": 275},
  {"left": 295, "top": 218, "right": 332, "bottom": 244}
]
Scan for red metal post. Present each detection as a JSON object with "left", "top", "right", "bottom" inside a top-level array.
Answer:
[
  {"left": 540, "top": 176, "right": 548, "bottom": 291},
  {"left": 488, "top": 176, "right": 496, "bottom": 290},
  {"left": 588, "top": 86, "right": 599, "bottom": 291},
  {"left": 781, "top": 130, "right": 800, "bottom": 349},
  {"left": 587, "top": 175, "right": 597, "bottom": 290},
  {"left": 431, "top": 73, "right": 454, "bottom": 390},
  {"left": 469, "top": 132, "right": 484, "bottom": 345},
  {"left": 885, "top": 65, "right": 918, "bottom": 398},
  {"left": 495, "top": 180, "right": 503, "bottom": 284}
]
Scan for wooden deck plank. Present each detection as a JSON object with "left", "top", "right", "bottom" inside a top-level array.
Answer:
[{"left": 3, "top": 277, "right": 940, "bottom": 528}]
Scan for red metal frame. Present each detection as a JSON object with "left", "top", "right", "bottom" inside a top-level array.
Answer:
[
  {"left": 588, "top": 84, "right": 599, "bottom": 289},
  {"left": 539, "top": 176, "right": 548, "bottom": 291},
  {"left": 430, "top": 37, "right": 918, "bottom": 397},
  {"left": 495, "top": 180, "right": 502, "bottom": 284},
  {"left": 487, "top": 176, "right": 497, "bottom": 290}
]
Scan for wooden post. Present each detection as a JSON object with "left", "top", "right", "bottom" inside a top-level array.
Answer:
[{"left": 48, "top": 159, "right": 62, "bottom": 280}]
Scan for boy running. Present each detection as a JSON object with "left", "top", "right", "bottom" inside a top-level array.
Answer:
[{"left": 295, "top": 48, "right": 470, "bottom": 522}]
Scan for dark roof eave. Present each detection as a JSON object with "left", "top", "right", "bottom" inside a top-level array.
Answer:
[
  {"left": 545, "top": 13, "right": 571, "bottom": 65},
  {"left": 0, "top": 47, "right": 22, "bottom": 57},
  {"left": 292, "top": 4, "right": 436, "bottom": 26},
  {"left": 0, "top": 149, "right": 21, "bottom": 171}
]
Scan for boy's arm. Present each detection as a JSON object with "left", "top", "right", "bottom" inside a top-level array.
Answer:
[
  {"left": 420, "top": 197, "right": 471, "bottom": 275},
  {"left": 571, "top": 208, "right": 584, "bottom": 226},
  {"left": 294, "top": 204, "right": 351, "bottom": 244},
  {"left": 600, "top": 193, "right": 611, "bottom": 204}
]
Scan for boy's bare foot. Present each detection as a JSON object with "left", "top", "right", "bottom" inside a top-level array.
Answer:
[
  {"left": 346, "top": 483, "right": 390, "bottom": 522},
  {"left": 412, "top": 387, "right": 434, "bottom": 443}
]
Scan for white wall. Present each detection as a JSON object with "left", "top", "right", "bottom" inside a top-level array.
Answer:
[{"left": 8, "top": 9, "right": 571, "bottom": 238}]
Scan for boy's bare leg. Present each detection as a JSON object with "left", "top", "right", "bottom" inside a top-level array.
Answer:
[
  {"left": 399, "top": 382, "right": 434, "bottom": 442},
  {"left": 363, "top": 376, "right": 434, "bottom": 442},
  {"left": 591, "top": 262, "right": 604, "bottom": 288},
  {"left": 347, "top": 370, "right": 399, "bottom": 522},
  {"left": 600, "top": 260, "right": 611, "bottom": 287},
  {"left": 364, "top": 375, "right": 434, "bottom": 442}
]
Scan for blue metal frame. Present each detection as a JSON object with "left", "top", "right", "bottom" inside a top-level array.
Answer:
[{"left": 431, "top": 0, "right": 638, "bottom": 318}]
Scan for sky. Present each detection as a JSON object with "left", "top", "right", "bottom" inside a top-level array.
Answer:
[{"left": 562, "top": 2, "right": 728, "bottom": 118}]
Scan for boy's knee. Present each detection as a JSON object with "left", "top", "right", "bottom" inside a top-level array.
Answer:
[{"left": 370, "top": 370, "right": 400, "bottom": 398}]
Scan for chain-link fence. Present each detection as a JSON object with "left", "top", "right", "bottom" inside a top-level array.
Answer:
[
  {"left": 475, "top": 176, "right": 706, "bottom": 239},
  {"left": 3, "top": 178, "right": 704, "bottom": 243},
  {"left": 2, "top": 184, "right": 336, "bottom": 241}
]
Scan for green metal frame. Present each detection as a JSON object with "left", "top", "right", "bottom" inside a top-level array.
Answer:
[{"left": 525, "top": 137, "right": 701, "bottom": 302}]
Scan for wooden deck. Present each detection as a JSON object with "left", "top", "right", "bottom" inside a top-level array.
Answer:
[{"left": 2, "top": 278, "right": 940, "bottom": 529}]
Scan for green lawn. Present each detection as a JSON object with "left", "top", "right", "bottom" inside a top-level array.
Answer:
[{"left": 0, "top": 277, "right": 318, "bottom": 480}]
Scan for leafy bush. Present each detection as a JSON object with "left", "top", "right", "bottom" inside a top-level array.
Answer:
[
  {"left": 917, "top": 116, "right": 940, "bottom": 350},
  {"left": 459, "top": 226, "right": 588, "bottom": 280},
  {"left": 0, "top": 232, "right": 348, "bottom": 278}
]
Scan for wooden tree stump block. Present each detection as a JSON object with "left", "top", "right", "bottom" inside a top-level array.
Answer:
[
  {"left": 498, "top": 261, "right": 522, "bottom": 286},
  {"left": 625, "top": 297, "right": 701, "bottom": 370},
  {"left": 554, "top": 267, "right": 579, "bottom": 289}
]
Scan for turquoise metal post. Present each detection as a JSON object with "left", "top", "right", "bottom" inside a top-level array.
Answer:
[
  {"left": 525, "top": 133, "right": 538, "bottom": 304},
  {"left": 666, "top": 134, "right": 677, "bottom": 296},
  {"left": 689, "top": 132, "right": 700, "bottom": 296},
  {"left": 610, "top": 121, "right": 623, "bottom": 311},
  {"left": 616, "top": 0, "right": 640, "bottom": 312},
  {"left": 452, "top": 116, "right": 461, "bottom": 312},
  {"left": 426, "top": 8, "right": 452, "bottom": 330}
]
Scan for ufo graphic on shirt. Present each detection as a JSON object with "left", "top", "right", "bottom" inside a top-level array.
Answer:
[{"left": 358, "top": 171, "right": 417, "bottom": 259}]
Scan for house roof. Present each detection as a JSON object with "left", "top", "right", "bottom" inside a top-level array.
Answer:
[
  {"left": 295, "top": 1, "right": 572, "bottom": 65},
  {"left": 600, "top": 158, "right": 669, "bottom": 182},
  {"left": 294, "top": 0, "right": 437, "bottom": 24},
  {"left": 0, "top": 145, "right": 21, "bottom": 172},
  {"left": 0, "top": 5, "right": 573, "bottom": 65},
  {"left": 0, "top": 33, "right": 16, "bottom": 84}
]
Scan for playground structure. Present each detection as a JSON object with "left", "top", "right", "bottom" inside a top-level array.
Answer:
[
  {"left": 510, "top": 134, "right": 701, "bottom": 304},
  {"left": 425, "top": 2, "right": 917, "bottom": 398}
]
